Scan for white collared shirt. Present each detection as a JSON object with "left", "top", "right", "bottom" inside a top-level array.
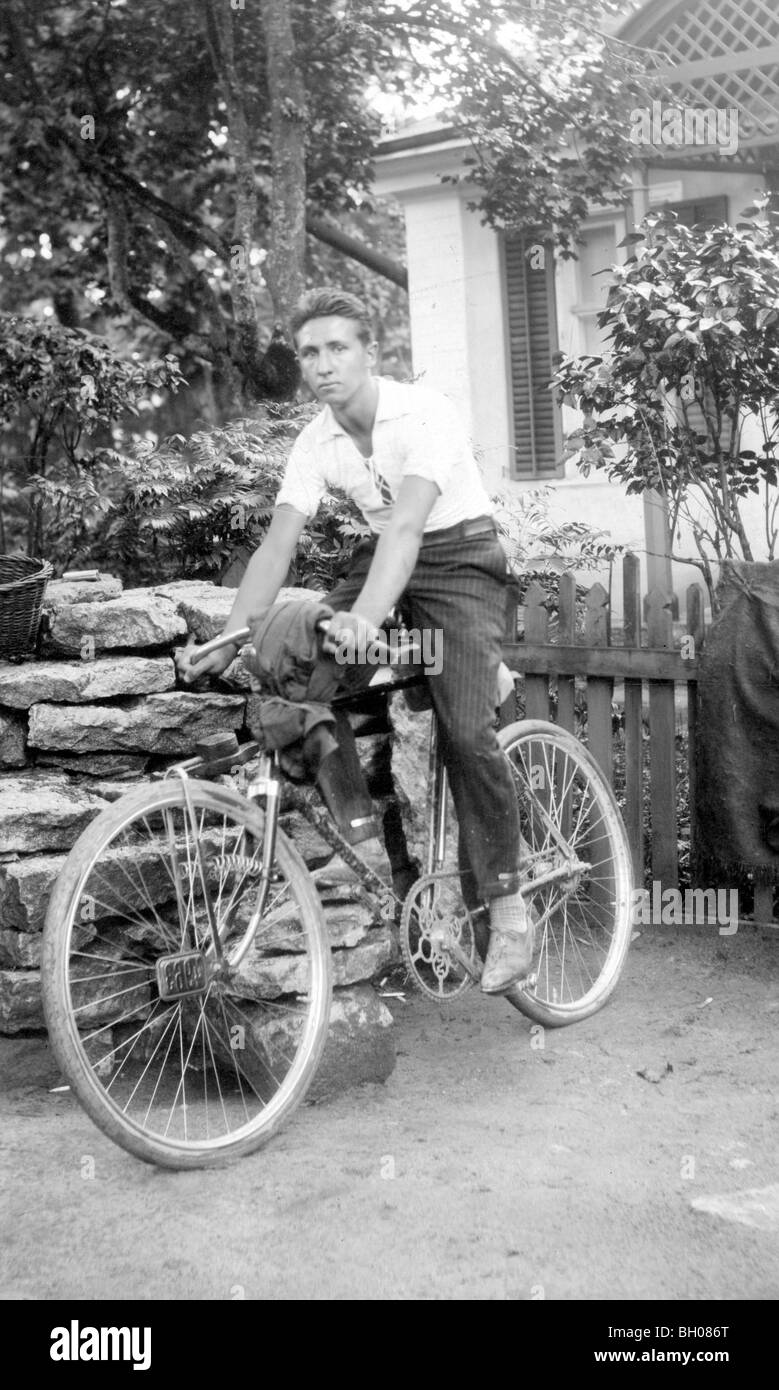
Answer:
[{"left": 276, "top": 377, "right": 494, "bottom": 534}]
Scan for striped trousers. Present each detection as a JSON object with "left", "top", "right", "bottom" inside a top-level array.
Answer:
[{"left": 325, "top": 523, "right": 521, "bottom": 903}]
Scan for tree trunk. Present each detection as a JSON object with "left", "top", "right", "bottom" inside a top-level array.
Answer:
[
  {"left": 105, "top": 192, "right": 131, "bottom": 311},
  {"left": 259, "top": 0, "right": 307, "bottom": 325},
  {"left": 204, "top": 0, "right": 262, "bottom": 402}
]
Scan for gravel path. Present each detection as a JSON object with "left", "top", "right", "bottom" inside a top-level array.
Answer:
[{"left": 2, "top": 924, "right": 778, "bottom": 1301}]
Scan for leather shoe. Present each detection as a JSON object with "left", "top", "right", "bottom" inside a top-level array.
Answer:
[{"left": 480, "top": 921, "right": 534, "bottom": 994}]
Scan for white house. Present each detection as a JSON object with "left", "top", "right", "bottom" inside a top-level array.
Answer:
[{"left": 374, "top": 0, "right": 779, "bottom": 614}]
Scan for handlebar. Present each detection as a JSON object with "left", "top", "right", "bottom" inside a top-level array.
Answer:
[
  {"left": 189, "top": 619, "right": 420, "bottom": 667},
  {"left": 193, "top": 627, "right": 252, "bottom": 661}
]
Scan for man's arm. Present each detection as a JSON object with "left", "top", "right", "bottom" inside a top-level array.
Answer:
[
  {"left": 224, "top": 504, "right": 307, "bottom": 630},
  {"left": 328, "top": 476, "right": 439, "bottom": 642},
  {"left": 176, "top": 504, "right": 307, "bottom": 682}
]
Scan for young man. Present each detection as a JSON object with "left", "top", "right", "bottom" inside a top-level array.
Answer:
[{"left": 177, "top": 288, "right": 532, "bottom": 992}]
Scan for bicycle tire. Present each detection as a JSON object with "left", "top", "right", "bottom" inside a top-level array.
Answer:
[
  {"left": 42, "top": 779, "right": 332, "bottom": 1169},
  {"left": 497, "top": 720, "right": 633, "bottom": 1027}
]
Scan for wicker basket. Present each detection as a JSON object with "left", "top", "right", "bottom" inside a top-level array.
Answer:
[{"left": 0, "top": 555, "right": 53, "bottom": 658}]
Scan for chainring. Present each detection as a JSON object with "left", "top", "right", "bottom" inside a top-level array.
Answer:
[{"left": 399, "top": 872, "right": 480, "bottom": 1001}]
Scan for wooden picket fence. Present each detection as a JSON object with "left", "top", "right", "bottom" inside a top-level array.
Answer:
[{"left": 502, "top": 551, "right": 704, "bottom": 895}]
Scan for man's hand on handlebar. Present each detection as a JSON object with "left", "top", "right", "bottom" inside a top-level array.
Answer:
[
  {"left": 320, "top": 611, "right": 383, "bottom": 658},
  {"left": 175, "top": 627, "right": 252, "bottom": 685},
  {"left": 175, "top": 639, "right": 236, "bottom": 685}
]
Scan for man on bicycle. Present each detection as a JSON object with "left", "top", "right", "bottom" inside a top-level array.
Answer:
[{"left": 177, "top": 287, "right": 532, "bottom": 993}]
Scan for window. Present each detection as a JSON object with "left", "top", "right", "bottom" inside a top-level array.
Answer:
[
  {"left": 571, "top": 222, "right": 619, "bottom": 360},
  {"left": 503, "top": 234, "right": 563, "bottom": 479},
  {"left": 663, "top": 194, "right": 729, "bottom": 228}
]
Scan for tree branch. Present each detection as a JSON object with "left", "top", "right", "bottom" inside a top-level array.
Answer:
[
  {"left": 306, "top": 214, "right": 407, "bottom": 290},
  {"left": 124, "top": 286, "right": 200, "bottom": 343}
]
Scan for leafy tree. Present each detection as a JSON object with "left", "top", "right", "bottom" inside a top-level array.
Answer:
[
  {"left": 436, "top": 2, "right": 657, "bottom": 254},
  {"left": 1, "top": 0, "right": 658, "bottom": 415},
  {"left": 552, "top": 198, "right": 779, "bottom": 611},
  {"left": 0, "top": 313, "right": 184, "bottom": 561},
  {"left": 0, "top": 0, "right": 405, "bottom": 414}
]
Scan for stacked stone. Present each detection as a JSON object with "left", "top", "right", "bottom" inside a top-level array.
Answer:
[{"left": 0, "top": 575, "right": 395, "bottom": 1097}]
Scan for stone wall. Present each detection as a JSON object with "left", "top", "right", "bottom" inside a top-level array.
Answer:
[{"left": 0, "top": 575, "right": 401, "bottom": 1096}]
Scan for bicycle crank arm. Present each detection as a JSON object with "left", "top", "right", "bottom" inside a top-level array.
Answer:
[{"left": 443, "top": 934, "right": 482, "bottom": 981}]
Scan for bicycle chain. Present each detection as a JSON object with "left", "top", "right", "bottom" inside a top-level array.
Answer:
[{"left": 286, "top": 786, "right": 397, "bottom": 923}]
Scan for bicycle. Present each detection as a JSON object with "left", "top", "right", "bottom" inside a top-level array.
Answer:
[{"left": 41, "top": 624, "right": 633, "bottom": 1169}]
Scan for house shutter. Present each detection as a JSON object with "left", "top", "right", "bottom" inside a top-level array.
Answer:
[{"left": 504, "top": 234, "right": 562, "bottom": 479}]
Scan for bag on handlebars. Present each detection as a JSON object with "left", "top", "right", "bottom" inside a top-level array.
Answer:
[{"left": 245, "top": 597, "right": 335, "bottom": 703}]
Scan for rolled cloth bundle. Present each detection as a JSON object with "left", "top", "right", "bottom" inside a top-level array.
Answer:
[
  {"left": 242, "top": 597, "right": 380, "bottom": 842},
  {"left": 694, "top": 560, "right": 779, "bottom": 886},
  {"left": 242, "top": 597, "right": 338, "bottom": 768}
]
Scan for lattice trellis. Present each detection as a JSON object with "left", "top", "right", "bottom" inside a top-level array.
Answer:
[
  {"left": 621, "top": 0, "right": 779, "bottom": 155},
  {"left": 652, "top": 0, "right": 778, "bottom": 61}
]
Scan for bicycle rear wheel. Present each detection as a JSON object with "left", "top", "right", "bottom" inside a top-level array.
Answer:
[
  {"left": 498, "top": 720, "right": 633, "bottom": 1027},
  {"left": 42, "top": 780, "right": 331, "bottom": 1169}
]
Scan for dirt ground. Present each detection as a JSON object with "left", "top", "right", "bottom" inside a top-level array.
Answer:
[{"left": 1, "top": 923, "right": 778, "bottom": 1302}]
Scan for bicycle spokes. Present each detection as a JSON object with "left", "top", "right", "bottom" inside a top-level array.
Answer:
[
  {"left": 500, "top": 723, "right": 632, "bottom": 1023},
  {"left": 43, "top": 782, "right": 331, "bottom": 1166}
]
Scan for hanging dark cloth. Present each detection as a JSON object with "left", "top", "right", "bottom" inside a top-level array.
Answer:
[
  {"left": 243, "top": 598, "right": 340, "bottom": 775},
  {"left": 694, "top": 560, "right": 779, "bottom": 885},
  {"left": 242, "top": 599, "right": 379, "bottom": 843}
]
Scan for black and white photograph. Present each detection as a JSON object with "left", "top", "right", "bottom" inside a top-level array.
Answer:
[{"left": 0, "top": 0, "right": 777, "bottom": 1347}]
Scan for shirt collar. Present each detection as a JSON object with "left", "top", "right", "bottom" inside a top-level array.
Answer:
[{"left": 315, "top": 377, "right": 409, "bottom": 441}]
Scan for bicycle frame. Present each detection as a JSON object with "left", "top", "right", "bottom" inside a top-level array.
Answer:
[
  {"left": 171, "top": 623, "right": 588, "bottom": 940},
  {"left": 425, "top": 717, "right": 448, "bottom": 876},
  {"left": 174, "top": 733, "right": 585, "bottom": 952}
]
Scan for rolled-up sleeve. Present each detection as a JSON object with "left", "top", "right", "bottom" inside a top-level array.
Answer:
[
  {"left": 275, "top": 437, "right": 326, "bottom": 519},
  {"left": 400, "top": 391, "right": 471, "bottom": 494}
]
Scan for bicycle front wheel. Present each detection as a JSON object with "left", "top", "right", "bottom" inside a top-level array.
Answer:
[
  {"left": 42, "top": 779, "right": 331, "bottom": 1169},
  {"left": 498, "top": 720, "right": 633, "bottom": 1027}
]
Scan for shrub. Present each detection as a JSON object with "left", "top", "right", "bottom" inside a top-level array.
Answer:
[
  {"left": 0, "top": 314, "right": 184, "bottom": 564},
  {"left": 495, "top": 484, "right": 622, "bottom": 635},
  {"left": 553, "top": 196, "right": 779, "bottom": 613}
]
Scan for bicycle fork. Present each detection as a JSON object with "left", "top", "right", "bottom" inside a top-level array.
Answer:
[{"left": 164, "top": 755, "right": 282, "bottom": 973}]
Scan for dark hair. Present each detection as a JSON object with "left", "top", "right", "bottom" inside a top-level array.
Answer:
[{"left": 290, "top": 288, "right": 374, "bottom": 345}]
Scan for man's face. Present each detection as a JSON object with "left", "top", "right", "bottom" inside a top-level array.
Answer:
[{"left": 295, "top": 316, "right": 377, "bottom": 408}]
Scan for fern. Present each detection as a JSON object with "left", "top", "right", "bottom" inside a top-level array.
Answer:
[{"left": 87, "top": 403, "right": 367, "bottom": 589}]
